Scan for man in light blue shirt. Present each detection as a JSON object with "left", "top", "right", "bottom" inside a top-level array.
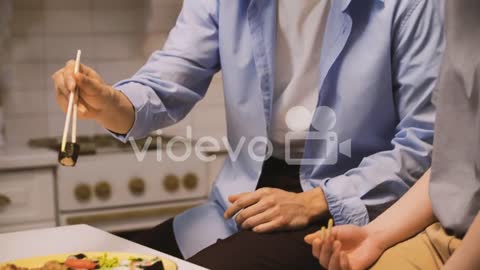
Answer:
[{"left": 52, "top": 0, "right": 444, "bottom": 269}]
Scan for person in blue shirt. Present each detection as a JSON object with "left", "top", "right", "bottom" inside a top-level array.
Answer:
[
  {"left": 305, "top": 2, "right": 480, "bottom": 269},
  {"left": 52, "top": 0, "right": 444, "bottom": 269}
]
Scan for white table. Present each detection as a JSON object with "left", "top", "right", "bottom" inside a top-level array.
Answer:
[{"left": 0, "top": 225, "right": 207, "bottom": 270}]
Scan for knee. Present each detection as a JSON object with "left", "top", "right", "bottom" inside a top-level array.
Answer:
[
  {"left": 370, "top": 250, "right": 412, "bottom": 270},
  {"left": 370, "top": 244, "right": 436, "bottom": 270}
]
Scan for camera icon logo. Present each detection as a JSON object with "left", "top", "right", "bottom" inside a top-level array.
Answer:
[{"left": 284, "top": 106, "right": 351, "bottom": 165}]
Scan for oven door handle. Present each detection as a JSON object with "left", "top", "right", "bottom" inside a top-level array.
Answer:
[{"left": 66, "top": 204, "right": 199, "bottom": 225}]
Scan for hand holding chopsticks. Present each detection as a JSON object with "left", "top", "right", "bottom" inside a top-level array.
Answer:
[{"left": 58, "top": 50, "right": 82, "bottom": 167}]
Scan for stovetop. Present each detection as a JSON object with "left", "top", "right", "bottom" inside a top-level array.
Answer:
[{"left": 28, "top": 134, "right": 174, "bottom": 156}]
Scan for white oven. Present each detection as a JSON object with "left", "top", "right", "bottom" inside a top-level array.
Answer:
[{"left": 56, "top": 144, "right": 211, "bottom": 237}]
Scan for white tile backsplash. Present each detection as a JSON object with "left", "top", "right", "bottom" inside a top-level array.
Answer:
[
  {"left": 92, "top": 35, "right": 143, "bottom": 60},
  {"left": 45, "top": 61, "right": 64, "bottom": 98},
  {"left": 146, "top": 0, "right": 182, "bottom": 33},
  {"left": 44, "top": 10, "right": 92, "bottom": 34},
  {"left": 92, "top": 9, "right": 144, "bottom": 34},
  {"left": 92, "top": 0, "right": 144, "bottom": 10},
  {"left": 145, "top": 8, "right": 182, "bottom": 33},
  {"left": 13, "top": 0, "right": 44, "bottom": 10},
  {"left": 191, "top": 104, "right": 227, "bottom": 139},
  {"left": 5, "top": 116, "right": 49, "bottom": 145},
  {"left": 4, "top": 89, "right": 47, "bottom": 116},
  {"left": 201, "top": 74, "right": 225, "bottom": 106},
  {"left": 4, "top": 0, "right": 226, "bottom": 147},
  {"left": 12, "top": 10, "right": 45, "bottom": 35},
  {"left": 11, "top": 63, "right": 46, "bottom": 91},
  {"left": 44, "top": 0, "right": 91, "bottom": 10},
  {"left": 143, "top": 33, "right": 169, "bottom": 57},
  {"left": 95, "top": 59, "right": 144, "bottom": 85},
  {"left": 45, "top": 36, "right": 94, "bottom": 61},
  {"left": 12, "top": 36, "right": 45, "bottom": 63},
  {"left": 46, "top": 85, "right": 62, "bottom": 114}
]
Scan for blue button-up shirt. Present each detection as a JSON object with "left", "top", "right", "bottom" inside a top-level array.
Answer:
[{"left": 113, "top": 0, "right": 444, "bottom": 258}]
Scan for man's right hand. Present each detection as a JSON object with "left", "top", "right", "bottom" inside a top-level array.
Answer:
[
  {"left": 52, "top": 60, "right": 135, "bottom": 135},
  {"left": 52, "top": 60, "right": 115, "bottom": 120}
]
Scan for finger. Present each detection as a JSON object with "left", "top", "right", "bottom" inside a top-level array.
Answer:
[
  {"left": 312, "top": 238, "right": 323, "bottom": 259},
  {"left": 64, "top": 60, "right": 77, "bottom": 92},
  {"left": 78, "top": 103, "right": 88, "bottom": 115},
  {"left": 305, "top": 226, "right": 327, "bottom": 244},
  {"left": 79, "top": 63, "right": 100, "bottom": 78},
  {"left": 241, "top": 207, "right": 276, "bottom": 229},
  {"left": 252, "top": 217, "right": 284, "bottom": 233},
  {"left": 236, "top": 199, "right": 270, "bottom": 226},
  {"left": 328, "top": 241, "right": 342, "bottom": 270},
  {"left": 319, "top": 231, "right": 334, "bottom": 268},
  {"left": 75, "top": 73, "right": 104, "bottom": 96},
  {"left": 77, "top": 95, "right": 104, "bottom": 119},
  {"left": 57, "top": 90, "right": 90, "bottom": 114},
  {"left": 340, "top": 252, "right": 352, "bottom": 270},
  {"left": 76, "top": 99, "right": 92, "bottom": 119},
  {"left": 53, "top": 70, "right": 70, "bottom": 97},
  {"left": 224, "top": 192, "right": 261, "bottom": 219},
  {"left": 305, "top": 231, "right": 322, "bottom": 244},
  {"left": 228, "top": 192, "right": 250, "bottom": 203}
]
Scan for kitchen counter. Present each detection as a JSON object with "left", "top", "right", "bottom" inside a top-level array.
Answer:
[
  {"left": 0, "top": 146, "right": 58, "bottom": 171},
  {"left": 0, "top": 224, "right": 207, "bottom": 270}
]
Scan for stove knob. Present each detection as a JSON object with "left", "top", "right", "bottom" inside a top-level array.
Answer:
[
  {"left": 129, "top": 177, "right": 145, "bottom": 196},
  {"left": 74, "top": 184, "right": 92, "bottom": 202},
  {"left": 95, "top": 181, "right": 111, "bottom": 200},
  {"left": 0, "top": 194, "right": 12, "bottom": 208},
  {"left": 163, "top": 175, "right": 180, "bottom": 193},
  {"left": 183, "top": 173, "right": 199, "bottom": 191}
]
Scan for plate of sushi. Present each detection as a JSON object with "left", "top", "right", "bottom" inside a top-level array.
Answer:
[{"left": 0, "top": 252, "right": 177, "bottom": 270}]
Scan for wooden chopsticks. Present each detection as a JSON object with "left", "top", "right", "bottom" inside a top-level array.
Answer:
[{"left": 59, "top": 50, "right": 81, "bottom": 167}]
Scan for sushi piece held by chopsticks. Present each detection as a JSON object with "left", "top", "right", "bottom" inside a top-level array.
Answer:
[
  {"left": 58, "top": 50, "right": 82, "bottom": 167},
  {"left": 59, "top": 142, "right": 80, "bottom": 166}
]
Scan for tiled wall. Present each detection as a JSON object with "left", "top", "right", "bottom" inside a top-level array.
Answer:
[{"left": 3, "top": 0, "right": 226, "bottom": 146}]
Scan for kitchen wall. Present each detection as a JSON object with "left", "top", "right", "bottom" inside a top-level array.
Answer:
[
  {"left": 0, "top": 0, "right": 13, "bottom": 147},
  {"left": 2, "top": 0, "right": 226, "bottom": 146}
]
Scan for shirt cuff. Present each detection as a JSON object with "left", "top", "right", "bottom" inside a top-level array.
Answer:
[
  {"left": 301, "top": 178, "right": 370, "bottom": 226},
  {"left": 107, "top": 82, "right": 152, "bottom": 143}
]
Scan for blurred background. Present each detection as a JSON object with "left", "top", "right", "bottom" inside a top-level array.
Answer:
[
  {"left": 0, "top": 0, "right": 227, "bottom": 239},
  {"left": 0, "top": 0, "right": 226, "bottom": 144}
]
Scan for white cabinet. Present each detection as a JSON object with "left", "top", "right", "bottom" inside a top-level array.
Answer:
[{"left": 0, "top": 168, "right": 56, "bottom": 233}]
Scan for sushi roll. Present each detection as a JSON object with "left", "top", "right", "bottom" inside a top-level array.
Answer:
[{"left": 58, "top": 142, "right": 80, "bottom": 167}]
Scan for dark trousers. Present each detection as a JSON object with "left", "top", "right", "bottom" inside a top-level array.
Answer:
[{"left": 133, "top": 158, "right": 327, "bottom": 270}]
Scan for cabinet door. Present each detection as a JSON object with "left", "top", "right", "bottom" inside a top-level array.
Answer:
[{"left": 0, "top": 169, "right": 55, "bottom": 227}]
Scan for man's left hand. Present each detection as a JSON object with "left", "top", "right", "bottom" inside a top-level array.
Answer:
[{"left": 224, "top": 187, "right": 328, "bottom": 233}]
